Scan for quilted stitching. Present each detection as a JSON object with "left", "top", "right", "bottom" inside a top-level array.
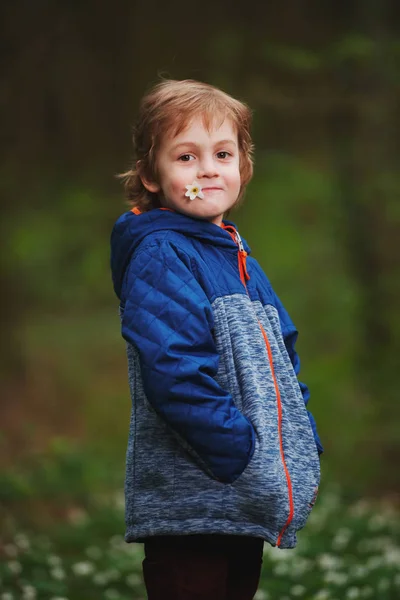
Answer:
[{"left": 121, "top": 239, "right": 255, "bottom": 483}]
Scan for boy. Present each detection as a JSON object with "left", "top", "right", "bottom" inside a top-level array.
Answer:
[{"left": 110, "top": 79, "right": 323, "bottom": 600}]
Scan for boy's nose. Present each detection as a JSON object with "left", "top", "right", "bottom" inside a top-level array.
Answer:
[{"left": 197, "top": 157, "right": 218, "bottom": 178}]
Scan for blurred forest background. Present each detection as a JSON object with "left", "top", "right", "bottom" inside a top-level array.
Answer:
[{"left": 0, "top": 1, "right": 399, "bottom": 597}]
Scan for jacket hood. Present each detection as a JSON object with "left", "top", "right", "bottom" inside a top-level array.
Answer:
[{"left": 110, "top": 208, "right": 251, "bottom": 300}]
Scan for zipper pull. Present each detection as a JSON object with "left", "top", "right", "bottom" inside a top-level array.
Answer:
[{"left": 235, "top": 230, "right": 245, "bottom": 253}]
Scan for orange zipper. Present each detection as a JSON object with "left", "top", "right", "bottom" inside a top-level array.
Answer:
[
  {"left": 259, "top": 321, "right": 294, "bottom": 546},
  {"left": 222, "top": 224, "right": 294, "bottom": 547}
]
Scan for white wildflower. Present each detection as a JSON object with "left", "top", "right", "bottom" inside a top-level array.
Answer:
[
  {"left": 49, "top": 597, "right": 69, "bottom": 600},
  {"left": 109, "top": 534, "right": 125, "bottom": 548},
  {"left": 291, "top": 557, "right": 313, "bottom": 577},
  {"left": 71, "top": 561, "right": 94, "bottom": 576},
  {"left": 291, "top": 584, "right": 306, "bottom": 596},
  {"left": 370, "top": 536, "right": 392, "bottom": 551},
  {"left": 367, "top": 513, "right": 387, "bottom": 531},
  {"left": 50, "top": 567, "right": 66, "bottom": 580},
  {"left": 346, "top": 588, "right": 360, "bottom": 599},
  {"left": 350, "top": 564, "right": 369, "bottom": 579},
  {"left": 104, "top": 589, "right": 120, "bottom": 600},
  {"left": 318, "top": 553, "right": 343, "bottom": 571},
  {"left": 113, "top": 490, "right": 125, "bottom": 510},
  {"left": 85, "top": 545, "right": 102, "bottom": 560},
  {"left": 126, "top": 573, "right": 142, "bottom": 588},
  {"left": 14, "top": 533, "right": 30, "bottom": 551},
  {"left": 254, "top": 592, "right": 269, "bottom": 600},
  {"left": 47, "top": 555, "right": 62, "bottom": 567},
  {"left": 1, "top": 593, "right": 14, "bottom": 600},
  {"left": 324, "top": 571, "right": 349, "bottom": 586},
  {"left": 93, "top": 572, "right": 109, "bottom": 586},
  {"left": 394, "top": 573, "right": 400, "bottom": 586},
  {"left": 7, "top": 561, "right": 22, "bottom": 575},
  {"left": 185, "top": 181, "right": 204, "bottom": 201},
  {"left": 313, "top": 591, "right": 330, "bottom": 600},
  {"left": 103, "top": 568, "right": 120, "bottom": 582},
  {"left": 21, "top": 585, "right": 36, "bottom": 600},
  {"left": 331, "top": 527, "right": 352, "bottom": 551},
  {"left": 348, "top": 499, "right": 371, "bottom": 518},
  {"left": 270, "top": 547, "right": 292, "bottom": 561},
  {"left": 383, "top": 544, "right": 400, "bottom": 567},
  {"left": 274, "top": 562, "right": 290, "bottom": 576}
]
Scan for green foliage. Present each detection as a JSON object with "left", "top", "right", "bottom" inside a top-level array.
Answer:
[
  {"left": 329, "top": 34, "right": 377, "bottom": 62},
  {"left": 0, "top": 438, "right": 123, "bottom": 509},
  {"left": 208, "top": 29, "right": 243, "bottom": 64},
  {"left": 261, "top": 33, "right": 400, "bottom": 81},
  {"left": 262, "top": 44, "right": 321, "bottom": 71},
  {"left": 5, "top": 188, "right": 117, "bottom": 309}
]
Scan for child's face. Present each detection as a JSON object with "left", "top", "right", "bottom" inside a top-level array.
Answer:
[{"left": 141, "top": 116, "right": 241, "bottom": 226}]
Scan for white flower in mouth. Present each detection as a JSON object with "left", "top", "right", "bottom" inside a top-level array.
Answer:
[{"left": 185, "top": 181, "right": 204, "bottom": 200}]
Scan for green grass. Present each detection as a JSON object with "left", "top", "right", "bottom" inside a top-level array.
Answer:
[{"left": 1, "top": 480, "right": 399, "bottom": 599}]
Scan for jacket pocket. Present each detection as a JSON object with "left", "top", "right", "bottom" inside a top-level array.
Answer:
[
  {"left": 226, "top": 437, "right": 291, "bottom": 533},
  {"left": 170, "top": 445, "right": 227, "bottom": 521}
]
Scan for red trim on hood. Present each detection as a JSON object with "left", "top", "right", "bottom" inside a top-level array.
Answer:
[{"left": 131, "top": 207, "right": 175, "bottom": 215}]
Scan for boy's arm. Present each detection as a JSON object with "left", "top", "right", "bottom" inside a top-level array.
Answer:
[
  {"left": 271, "top": 289, "right": 324, "bottom": 455},
  {"left": 121, "top": 240, "right": 255, "bottom": 484}
]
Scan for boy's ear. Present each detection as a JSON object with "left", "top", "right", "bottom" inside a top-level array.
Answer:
[{"left": 137, "top": 160, "right": 161, "bottom": 193}]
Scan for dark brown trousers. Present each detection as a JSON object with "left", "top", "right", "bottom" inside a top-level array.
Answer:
[{"left": 142, "top": 534, "right": 264, "bottom": 600}]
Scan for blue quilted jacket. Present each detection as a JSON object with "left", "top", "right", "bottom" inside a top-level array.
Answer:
[{"left": 110, "top": 207, "right": 323, "bottom": 549}]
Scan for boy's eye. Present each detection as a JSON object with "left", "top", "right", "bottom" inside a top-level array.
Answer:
[
  {"left": 178, "top": 154, "right": 194, "bottom": 162},
  {"left": 217, "top": 151, "right": 230, "bottom": 159}
]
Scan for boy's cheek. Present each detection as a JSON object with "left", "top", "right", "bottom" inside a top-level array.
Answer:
[
  {"left": 167, "top": 180, "right": 186, "bottom": 200},
  {"left": 174, "top": 175, "right": 193, "bottom": 194}
]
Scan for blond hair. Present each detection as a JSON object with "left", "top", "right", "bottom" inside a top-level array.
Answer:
[{"left": 117, "top": 79, "right": 254, "bottom": 212}]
